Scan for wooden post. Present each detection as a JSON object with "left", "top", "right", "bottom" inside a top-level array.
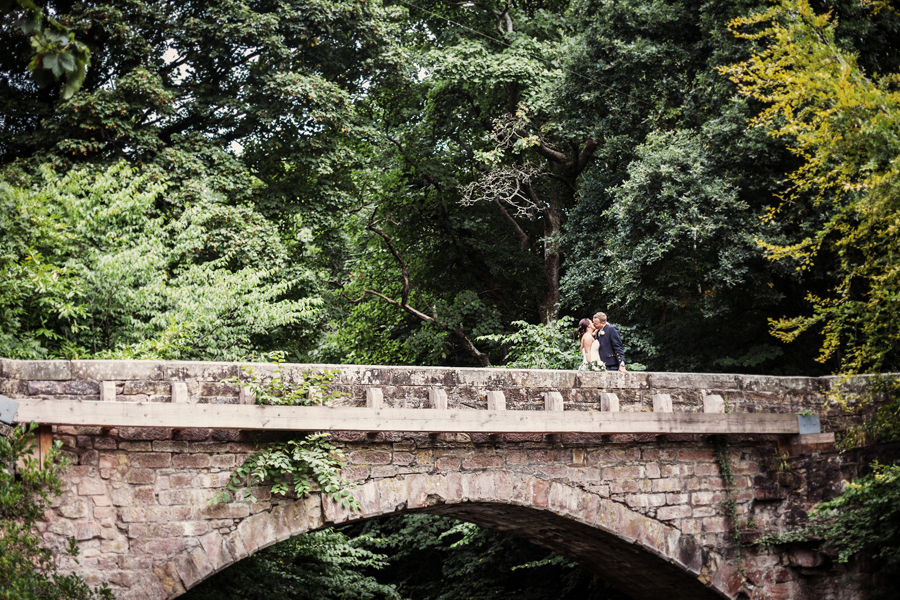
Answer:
[
  {"left": 366, "top": 388, "right": 384, "bottom": 409},
  {"left": 38, "top": 425, "right": 53, "bottom": 464},
  {"left": 100, "top": 381, "right": 116, "bottom": 402},
  {"left": 172, "top": 382, "right": 189, "bottom": 404},
  {"left": 652, "top": 394, "right": 673, "bottom": 413},
  {"left": 544, "top": 391, "right": 564, "bottom": 412},
  {"left": 239, "top": 387, "right": 257, "bottom": 405},
  {"left": 486, "top": 391, "right": 506, "bottom": 411},
  {"left": 703, "top": 395, "right": 725, "bottom": 413},
  {"left": 429, "top": 389, "right": 448, "bottom": 410},
  {"left": 600, "top": 393, "right": 620, "bottom": 412}
]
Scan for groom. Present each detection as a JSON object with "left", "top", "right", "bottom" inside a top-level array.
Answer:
[{"left": 593, "top": 312, "right": 626, "bottom": 372}]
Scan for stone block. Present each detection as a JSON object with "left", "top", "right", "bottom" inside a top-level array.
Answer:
[
  {"left": 174, "top": 428, "right": 212, "bottom": 441},
  {"left": 130, "top": 452, "right": 171, "bottom": 468},
  {"left": 118, "top": 428, "right": 172, "bottom": 441},
  {"left": 462, "top": 455, "right": 503, "bottom": 470},
  {"left": 66, "top": 381, "right": 100, "bottom": 395},
  {"left": 435, "top": 456, "right": 461, "bottom": 471},
  {"left": 28, "top": 380, "right": 65, "bottom": 395},
  {"left": 600, "top": 392, "right": 620, "bottom": 412},
  {"left": 203, "top": 502, "right": 250, "bottom": 520},
  {"left": 154, "top": 562, "right": 187, "bottom": 597},
  {"left": 173, "top": 454, "right": 210, "bottom": 468},
  {"left": 657, "top": 505, "right": 692, "bottom": 520},
  {"left": 124, "top": 468, "right": 156, "bottom": 485},
  {"left": 151, "top": 440, "right": 189, "bottom": 453},
  {"left": 486, "top": 391, "right": 506, "bottom": 411},
  {"left": 652, "top": 394, "right": 673, "bottom": 413},
  {"left": 77, "top": 479, "right": 107, "bottom": 496},
  {"left": 349, "top": 450, "right": 391, "bottom": 465},
  {"left": 544, "top": 391, "right": 564, "bottom": 411}
]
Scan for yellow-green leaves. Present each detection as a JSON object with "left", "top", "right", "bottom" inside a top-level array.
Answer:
[{"left": 723, "top": 0, "right": 900, "bottom": 374}]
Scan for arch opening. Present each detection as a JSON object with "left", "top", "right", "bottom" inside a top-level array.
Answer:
[{"left": 173, "top": 472, "right": 727, "bottom": 600}]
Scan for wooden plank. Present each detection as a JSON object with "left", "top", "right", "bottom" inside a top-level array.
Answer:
[
  {"left": 12, "top": 398, "right": 801, "bottom": 435},
  {"left": 486, "top": 391, "right": 506, "bottom": 411},
  {"left": 782, "top": 432, "right": 836, "bottom": 456},
  {"left": 38, "top": 425, "right": 53, "bottom": 464},
  {"left": 171, "top": 382, "right": 189, "bottom": 403},
  {"left": 789, "top": 432, "right": 835, "bottom": 445},
  {"left": 703, "top": 395, "right": 725, "bottom": 413}
]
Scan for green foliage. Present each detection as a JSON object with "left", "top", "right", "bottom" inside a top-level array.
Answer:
[
  {"left": 2, "top": 0, "right": 91, "bottom": 98},
  {"left": 212, "top": 355, "right": 357, "bottom": 507},
  {"left": 0, "top": 423, "right": 112, "bottom": 600},
  {"left": 758, "top": 462, "right": 900, "bottom": 599},
  {"left": 182, "top": 528, "right": 399, "bottom": 600},
  {"left": 558, "top": 0, "right": 847, "bottom": 374},
  {"left": 352, "top": 514, "right": 629, "bottom": 600},
  {"left": 225, "top": 352, "right": 347, "bottom": 407},
  {"left": 724, "top": 0, "right": 900, "bottom": 375},
  {"left": 832, "top": 375, "right": 900, "bottom": 450},
  {"left": 210, "top": 433, "right": 358, "bottom": 509},
  {"left": 0, "top": 163, "right": 323, "bottom": 361},
  {"left": 478, "top": 316, "right": 582, "bottom": 370}
]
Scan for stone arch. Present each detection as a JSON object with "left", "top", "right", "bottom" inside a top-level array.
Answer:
[{"left": 168, "top": 471, "right": 733, "bottom": 600}]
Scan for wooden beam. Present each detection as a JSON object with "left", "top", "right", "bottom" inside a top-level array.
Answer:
[
  {"left": 781, "top": 432, "right": 836, "bottom": 456},
  {"left": 12, "top": 398, "right": 802, "bottom": 435}
]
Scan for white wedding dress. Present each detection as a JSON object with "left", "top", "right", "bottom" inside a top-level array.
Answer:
[{"left": 580, "top": 337, "right": 601, "bottom": 369}]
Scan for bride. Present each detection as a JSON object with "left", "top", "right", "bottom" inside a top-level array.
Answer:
[{"left": 578, "top": 318, "right": 600, "bottom": 369}]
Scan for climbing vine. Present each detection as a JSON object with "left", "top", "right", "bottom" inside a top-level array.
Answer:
[
  {"left": 711, "top": 435, "right": 744, "bottom": 562},
  {"left": 210, "top": 354, "right": 359, "bottom": 509}
]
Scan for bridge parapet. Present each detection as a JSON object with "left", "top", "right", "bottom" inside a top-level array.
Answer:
[
  {"left": 1, "top": 358, "right": 835, "bottom": 414},
  {"left": 0, "top": 358, "right": 878, "bottom": 600}
]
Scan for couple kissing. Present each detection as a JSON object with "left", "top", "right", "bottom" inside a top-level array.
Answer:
[{"left": 578, "top": 312, "right": 626, "bottom": 372}]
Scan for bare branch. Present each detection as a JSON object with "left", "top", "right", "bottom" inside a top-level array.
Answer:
[{"left": 460, "top": 163, "right": 547, "bottom": 219}]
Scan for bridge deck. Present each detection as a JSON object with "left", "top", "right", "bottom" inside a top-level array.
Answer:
[{"left": 13, "top": 397, "right": 806, "bottom": 435}]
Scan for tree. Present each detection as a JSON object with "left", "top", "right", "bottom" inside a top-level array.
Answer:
[
  {"left": 0, "top": 423, "right": 112, "bottom": 600},
  {"left": 722, "top": 0, "right": 900, "bottom": 375},
  {"left": 0, "top": 163, "right": 321, "bottom": 360},
  {"left": 553, "top": 0, "right": 900, "bottom": 373},
  {"left": 1, "top": 0, "right": 91, "bottom": 98},
  {"left": 181, "top": 528, "right": 400, "bottom": 600},
  {"left": 352, "top": 514, "right": 628, "bottom": 600}
]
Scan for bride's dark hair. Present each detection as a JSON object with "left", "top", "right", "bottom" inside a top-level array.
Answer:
[{"left": 577, "top": 318, "right": 591, "bottom": 339}]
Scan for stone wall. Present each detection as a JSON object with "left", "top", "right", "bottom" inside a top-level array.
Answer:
[
  {"left": 0, "top": 359, "right": 874, "bottom": 600},
  {"left": 0, "top": 358, "right": 838, "bottom": 415},
  {"left": 20, "top": 423, "right": 867, "bottom": 600}
]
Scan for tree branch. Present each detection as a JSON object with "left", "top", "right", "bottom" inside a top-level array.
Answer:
[{"left": 493, "top": 198, "right": 530, "bottom": 250}]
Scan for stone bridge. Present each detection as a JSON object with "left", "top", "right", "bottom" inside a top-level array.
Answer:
[{"left": 0, "top": 359, "right": 867, "bottom": 600}]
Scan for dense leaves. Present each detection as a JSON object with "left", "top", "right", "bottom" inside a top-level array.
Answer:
[
  {"left": 723, "top": 0, "right": 900, "bottom": 375},
  {"left": 182, "top": 528, "right": 400, "bottom": 600}
]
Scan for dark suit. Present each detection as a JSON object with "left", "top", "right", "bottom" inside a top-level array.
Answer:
[{"left": 595, "top": 324, "right": 625, "bottom": 370}]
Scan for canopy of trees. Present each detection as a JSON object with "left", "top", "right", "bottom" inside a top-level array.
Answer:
[
  {"left": 5, "top": 0, "right": 898, "bottom": 375},
  {"left": 3, "top": 2, "right": 900, "bottom": 595}
]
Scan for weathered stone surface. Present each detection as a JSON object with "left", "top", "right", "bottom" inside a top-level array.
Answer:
[{"left": 0, "top": 359, "right": 875, "bottom": 600}]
